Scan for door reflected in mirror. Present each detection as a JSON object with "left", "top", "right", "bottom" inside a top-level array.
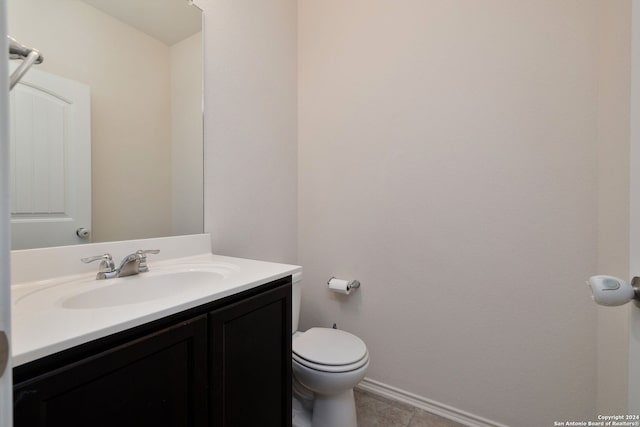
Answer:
[{"left": 8, "top": 0, "right": 203, "bottom": 250}]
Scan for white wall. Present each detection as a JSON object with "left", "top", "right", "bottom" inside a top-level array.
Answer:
[
  {"left": 197, "top": 0, "right": 633, "bottom": 424},
  {"left": 171, "top": 31, "right": 203, "bottom": 236},
  {"left": 298, "top": 1, "right": 599, "bottom": 425},
  {"left": 596, "top": 0, "right": 631, "bottom": 415},
  {"left": 199, "top": 0, "right": 298, "bottom": 264}
]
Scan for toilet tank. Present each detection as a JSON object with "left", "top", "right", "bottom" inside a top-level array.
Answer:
[{"left": 292, "top": 272, "right": 302, "bottom": 334}]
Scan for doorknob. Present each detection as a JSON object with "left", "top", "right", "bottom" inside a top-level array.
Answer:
[
  {"left": 0, "top": 330, "right": 8, "bottom": 378},
  {"left": 76, "top": 227, "right": 90, "bottom": 238},
  {"left": 587, "top": 275, "right": 640, "bottom": 306}
]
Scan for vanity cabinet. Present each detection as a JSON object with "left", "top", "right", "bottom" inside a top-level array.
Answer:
[
  {"left": 13, "top": 277, "right": 292, "bottom": 427},
  {"left": 13, "top": 316, "right": 208, "bottom": 427},
  {"left": 209, "top": 283, "right": 292, "bottom": 426}
]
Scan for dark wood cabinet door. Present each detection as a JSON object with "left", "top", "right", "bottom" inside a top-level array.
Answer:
[
  {"left": 209, "top": 282, "right": 292, "bottom": 427},
  {"left": 14, "top": 315, "right": 208, "bottom": 427}
]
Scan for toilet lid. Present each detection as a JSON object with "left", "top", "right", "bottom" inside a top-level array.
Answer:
[{"left": 292, "top": 327, "right": 367, "bottom": 366}]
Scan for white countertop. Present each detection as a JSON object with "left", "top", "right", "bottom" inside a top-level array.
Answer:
[{"left": 11, "top": 252, "right": 300, "bottom": 366}]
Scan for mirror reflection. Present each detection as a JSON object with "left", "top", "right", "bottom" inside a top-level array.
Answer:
[{"left": 8, "top": 0, "right": 203, "bottom": 250}]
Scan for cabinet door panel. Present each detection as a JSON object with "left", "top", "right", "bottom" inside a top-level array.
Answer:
[
  {"left": 14, "top": 315, "right": 208, "bottom": 427},
  {"left": 209, "top": 283, "right": 291, "bottom": 427}
]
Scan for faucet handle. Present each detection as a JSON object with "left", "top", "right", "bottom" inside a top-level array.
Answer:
[
  {"left": 81, "top": 253, "right": 113, "bottom": 265},
  {"left": 135, "top": 249, "right": 160, "bottom": 273},
  {"left": 81, "top": 254, "right": 116, "bottom": 279},
  {"left": 136, "top": 249, "right": 160, "bottom": 255}
]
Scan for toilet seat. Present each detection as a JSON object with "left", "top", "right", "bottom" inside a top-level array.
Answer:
[
  {"left": 293, "top": 350, "right": 369, "bottom": 373},
  {"left": 293, "top": 328, "right": 369, "bottom": 373}
]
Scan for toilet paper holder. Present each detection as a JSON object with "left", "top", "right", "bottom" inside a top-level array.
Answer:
[{"left": 327, "top": 277, "right": 361, "bottom": 291}]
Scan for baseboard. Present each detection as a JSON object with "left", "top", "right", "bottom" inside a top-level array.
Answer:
[{"left": 356, "top": 377, "right": 509, "bottom": 427}]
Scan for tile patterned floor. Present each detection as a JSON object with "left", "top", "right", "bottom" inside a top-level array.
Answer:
[{"left": 354, "top": 389, "right": 465, "bottom": 427}]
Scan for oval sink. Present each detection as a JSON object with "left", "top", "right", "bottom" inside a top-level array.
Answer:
[{"left": 62, "top": 270, "right": 225, "bottom": 309}]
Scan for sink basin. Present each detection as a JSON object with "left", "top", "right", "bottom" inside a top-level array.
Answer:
[
  {"left": 62, "top": 270, "right": 225, "bottom": 309},
  {"left": 13, "top": 262, "right": 239, "bottom": 311}
]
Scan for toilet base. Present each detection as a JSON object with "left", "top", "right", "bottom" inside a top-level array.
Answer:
[
  {"left": 311, "top": 389, "right": 358, "bottom": 427},
  {"left": 292, "top": 389, "right": 359, "bottom": 427},
  {"left": 292, "top": 397, "right": 312, "bottom": 427}
]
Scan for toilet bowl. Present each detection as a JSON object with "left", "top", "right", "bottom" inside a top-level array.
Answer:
[{"left": 291, "top": 274, "right": 369, "bottom": 427}]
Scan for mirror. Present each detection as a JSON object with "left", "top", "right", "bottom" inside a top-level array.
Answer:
[{"left": 7, "top": 0, "right": 203, "bottom": 250}]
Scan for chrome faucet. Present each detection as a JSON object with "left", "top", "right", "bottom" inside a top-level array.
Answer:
[
  {"left": 135, "top": 249, "right": 160, "bottom": 273},
  {"left": 117, "top": 253, "right": 142, "bottom": 278},
  {"left": 80, "top": 254, "right": 116, "bottom": 280},
  {"left": 81, "top": 249, "right": 160, "bottom": 280}
]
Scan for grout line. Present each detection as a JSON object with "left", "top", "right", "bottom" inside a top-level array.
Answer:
[{"left": 405, "top": 409, "right": 415, "bottom": 427}]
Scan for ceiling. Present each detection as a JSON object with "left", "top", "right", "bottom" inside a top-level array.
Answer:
[{"left": 81, "top": 0, "right": 202, "bottom": 46}]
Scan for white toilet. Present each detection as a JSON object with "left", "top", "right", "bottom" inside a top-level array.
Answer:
[{"left": 291, "top": 273, "right": 369, "bottom": 427}]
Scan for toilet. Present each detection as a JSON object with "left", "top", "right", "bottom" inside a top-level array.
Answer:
[{"left": 291, "top": 273, "right": 369, "bottom": 427}]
